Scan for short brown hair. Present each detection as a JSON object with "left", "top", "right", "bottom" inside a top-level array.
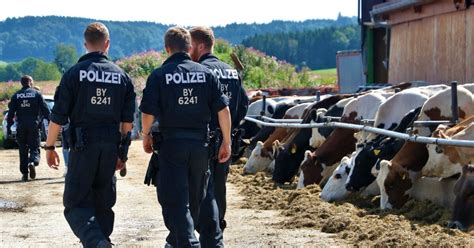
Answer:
[
  {"left": 84, "top": 22, "right": 110, "bottom": 45},
  {"left": 164, "top": 26, "right": 191, "bottom": 53},
  {"left": 20, "top": 75, "right": 33, "bottom": 87},
  {"left": 189, "top": 26, "right": 215, "bottom": 49}
]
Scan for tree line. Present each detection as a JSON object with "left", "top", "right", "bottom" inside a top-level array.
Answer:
[
  {"left": 0, "top": 15, "right": 356, "bottom": 62},
  {"left": 0, "top": 44, "right": 77, "bottom": 82},
  {"left": 242, "top": 25, "right": 360, "bottom": 70}
]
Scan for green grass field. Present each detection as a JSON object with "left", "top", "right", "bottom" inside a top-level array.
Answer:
[{"left": 311, "top": 68, "right": 337, "bottom": 85}]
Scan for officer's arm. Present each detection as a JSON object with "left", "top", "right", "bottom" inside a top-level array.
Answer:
[
  {"left": 38, "top": 93, "right": 51, "bottom": 121},
  {"left": 236, "top": 82, "right": 250, "bottom": 125},
  {"left": 141, "top": 113, "right": 154, "bottom": 135},
  {"left": 50, "top": 72, "right": 74, "bottom": 125},
  {"left": 45, "top": 121, "right": 61, "bottom": 147},
  {"left": 218, "top": 107, "right": 232, "bottom": 144},
  {"left": 120, "top": 74, "right": 136, "bottom": 134}
]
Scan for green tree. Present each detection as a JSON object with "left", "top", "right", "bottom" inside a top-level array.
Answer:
[{"left": 54, "top": 43, "right": 78, "bottom": 72}]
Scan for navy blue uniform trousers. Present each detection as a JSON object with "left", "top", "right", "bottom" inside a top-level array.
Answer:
[
  {"left": 157, "top": 138, "right": 220, "bottom": 248},
  {"left": 63, "top": 142, "right": 117, "bottom": 248},
  {"left": 16, "top": 122, "right": 40, "bottom": 175}
]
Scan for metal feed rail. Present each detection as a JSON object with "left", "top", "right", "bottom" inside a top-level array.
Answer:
[
  {"left": 259, "top": 116, "right": 452, "bottom": 127},
  {"left": 244, "top": 116, "right": 474, "bottom": 148}
]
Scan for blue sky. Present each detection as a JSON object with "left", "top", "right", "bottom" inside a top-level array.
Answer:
[{"left": 0, "top": 0, "right": 358, "bottom": 26}]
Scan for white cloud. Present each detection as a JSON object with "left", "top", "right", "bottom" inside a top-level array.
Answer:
[{"left": 0, "top": 0, "right": 358, "bottom": 26}]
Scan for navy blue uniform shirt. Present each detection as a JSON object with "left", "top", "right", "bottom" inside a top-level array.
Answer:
[
  {"left": 50, "top": 52, "right": 136, "bottom": 127},
  {"left": 140, "top": 52, "right": 228, "bottom": 132},
  {"left": 198, "top": 53, "right": 249, "bottom": 130},
  {"left": 7, "top": 86, "right": 50, "bottom": 126}
]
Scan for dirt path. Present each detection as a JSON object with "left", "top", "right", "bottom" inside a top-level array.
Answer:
[{"left": 0, "top": 141, "right": 341, "bottom": 247}]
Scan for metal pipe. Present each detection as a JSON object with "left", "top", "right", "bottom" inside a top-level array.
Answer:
[
  {"left": 244, "top": 116, "right": 474, "bottom": 148},
  {"left": 257, "top": 116, "right": 451, "bottom": 127},
  {"left": 451, "top": 81, "right": 459, "bottom": 124},
  {"left": 261, "top": 116, "right": 302, "bottom": 123},
  {"left": 316, "top": 90, "right": 321, "bottom": 102}
]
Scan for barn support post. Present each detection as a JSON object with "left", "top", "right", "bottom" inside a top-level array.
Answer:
[
  {"left": 261, "top": 95, "right": 266, "bottom": 117},
  {"left": 451, "top": 81, "right": 459, "bottom": 124}
]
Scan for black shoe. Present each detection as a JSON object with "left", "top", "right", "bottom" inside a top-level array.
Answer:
[
  {"left": 29, "top": 164, "right": 36, "bottom": 179},
  {"left": 96, "top": 240, "right": 112, "bottom": 248},
  {"left": 119, "top": 167, "right": 127, "bottom": 177},
  {"left": 22, "top": 174, "right": 28, "bottom": 182}
]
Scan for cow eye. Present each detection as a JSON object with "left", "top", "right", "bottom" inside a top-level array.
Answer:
[{"left": 335, "top": 174, "right": 342, "bottom": 179}]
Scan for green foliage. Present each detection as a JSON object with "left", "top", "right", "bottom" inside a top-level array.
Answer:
[
  {"left": 214, "top": 41, "right": 329, "bottom": 89},
  {"left": 0, "top": 16, "right": 357, "bottom": 61},
  {"left": 242, "top": 25, "right": 360, "bottom": 69},
  {"left": 0, "top": 61, "right": 7, "bottom": 68},
  {"left": 0, "top": 57, "right": 61, "bottom": 82},
  {"left": 116, "top": 51, "right": 165, "bottom": 78},
  {"left": 54, "top": 43, "right": 78, "bottom": 72},
  {"left": 0, "top": 81, "right": 21, "bottom": 101}
]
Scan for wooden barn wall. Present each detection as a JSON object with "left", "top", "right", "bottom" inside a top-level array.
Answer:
[{"left": 388, "top": 9, "right": 474, "bottom": 85}]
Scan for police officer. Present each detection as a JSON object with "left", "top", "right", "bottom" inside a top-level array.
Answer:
[
  {"left": 189, "top": 26, "right": 249, "bottom": 237},
  {"left": 140, "top": 26, "right": 232, "bottom": 248},
  {"left": 44, "top": 22, "right": 136, "bottom": 248},
  {"left": 7, "top": 75, "right": 50, "bottom": 181}
]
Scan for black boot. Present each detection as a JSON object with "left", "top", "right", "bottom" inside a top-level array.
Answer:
[
  {"left": 29, "top": 164, "right": 36, "bottom": 179},
  {"left": 96, "top": 240, "right": 112, "bottom": 248},
  {"left": 22, "top": 174, "right": 28, "bottom": 182}
]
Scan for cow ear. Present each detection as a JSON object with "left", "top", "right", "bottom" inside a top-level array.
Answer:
[
  {"left": 257, "top": 141, "right": 264, "bottom": 147},
  {"left": 304, "top": 150, "right": 311, "bottom": 159},
  {"left": 291, "top": 144, "right": 297, "bottom": 154}
]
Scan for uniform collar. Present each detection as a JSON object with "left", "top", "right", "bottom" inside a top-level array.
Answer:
[
  {"left": 198, "top": 53, "right": 218, "bottom": 63},
  {"left": 163, "top": 52, "right": 192, "bottom": 65},
  {"left": 78, "top": 51, "right": 109, "bottom": 62}
]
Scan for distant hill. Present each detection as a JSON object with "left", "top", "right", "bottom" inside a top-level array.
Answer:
[
  {"left": 242, "top": 25, "right": 360, "bottom": 69},
  {"left": 0, "top": 15, "right": 357, "bottom": 61}
]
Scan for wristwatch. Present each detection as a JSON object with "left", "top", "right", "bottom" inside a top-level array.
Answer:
[
  {"left": 141, "top": 130, "right": 151, "bottom": 137},
  {"left": 43, "top": 145, "right": 55, "bottom": 150}
]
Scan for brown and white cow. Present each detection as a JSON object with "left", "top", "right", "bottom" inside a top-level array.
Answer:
[
  {"left": 376, "top": 86, "right": 474, "bottom": 209},
  {"left": 300, "top": 92, "right": 387, "bottom": 187}
]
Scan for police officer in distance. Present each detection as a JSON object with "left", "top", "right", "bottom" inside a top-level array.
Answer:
[
  {"left": 190, "top": 26, "right": 249, "bottom": 237},
  {"left": 7, "top": 75, "right": 50, "bottom": 181},
  {"left": 45, "top": 22, "right": 136, "bottom": 248},
  {"left": 140, "top": 26, "right": 232, "bottom": 248}
]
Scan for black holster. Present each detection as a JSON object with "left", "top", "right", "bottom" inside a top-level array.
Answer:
[
  {"left": 144, "top": 132, "right": 163, "bottom": 186},
  {"left": 66, "top": 127, "right": 87, "bottom": 151},
  {"left": 118, "top": 132, "right": 132, "bottom": 162},
  {"left": 231, "top": 128, "right": 245, "bottom": 156},
  {"left": 209, "top": 129, "right": 222, "bottom": 160}
]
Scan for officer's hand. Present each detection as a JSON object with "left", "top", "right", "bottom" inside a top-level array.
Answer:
[
  {"left": 116, "top": 158, "right": 125, "bottom": 171},
  {"left": 218, "top": 142, "right": 231, "bottom": 163},
  {"left": 143, "top": 135, "right": 153, "bottom": 154},
  {"left": 46, "top": 150, "right": 60, "bottom": 170}
]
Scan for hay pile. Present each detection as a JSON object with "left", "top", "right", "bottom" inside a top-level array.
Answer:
[{"left": 229, "top": 165, "right": 474, "bottom": 247}]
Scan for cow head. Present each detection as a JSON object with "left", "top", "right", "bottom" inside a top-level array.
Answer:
[
  {"left": 346, "top": 137, "right": 405, "bottom": 192},
  {"left": 377, "top": 160, "right": 414, "bottom": 209},
  {"left": 309, "top": 108, "right": 328, "bottom": 148},
  {"left": 449, "top": 164, "right": 474, "bottom": 231},
  {"left": 243, "top": 141, "right": 273, "bottom": 174},
  {"left": 300, "top": 150, "right": 324, "bottom": 186},
  {"left": 272, "top": 142, "right": 302, "bottom": 184},
  {"left": 321, "top": 155, "right": 353, "bottom": 202}
]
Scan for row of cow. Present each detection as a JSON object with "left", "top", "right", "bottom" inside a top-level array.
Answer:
[{"left": 238, "top": 83, "right": 474, "bottom": 231}]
